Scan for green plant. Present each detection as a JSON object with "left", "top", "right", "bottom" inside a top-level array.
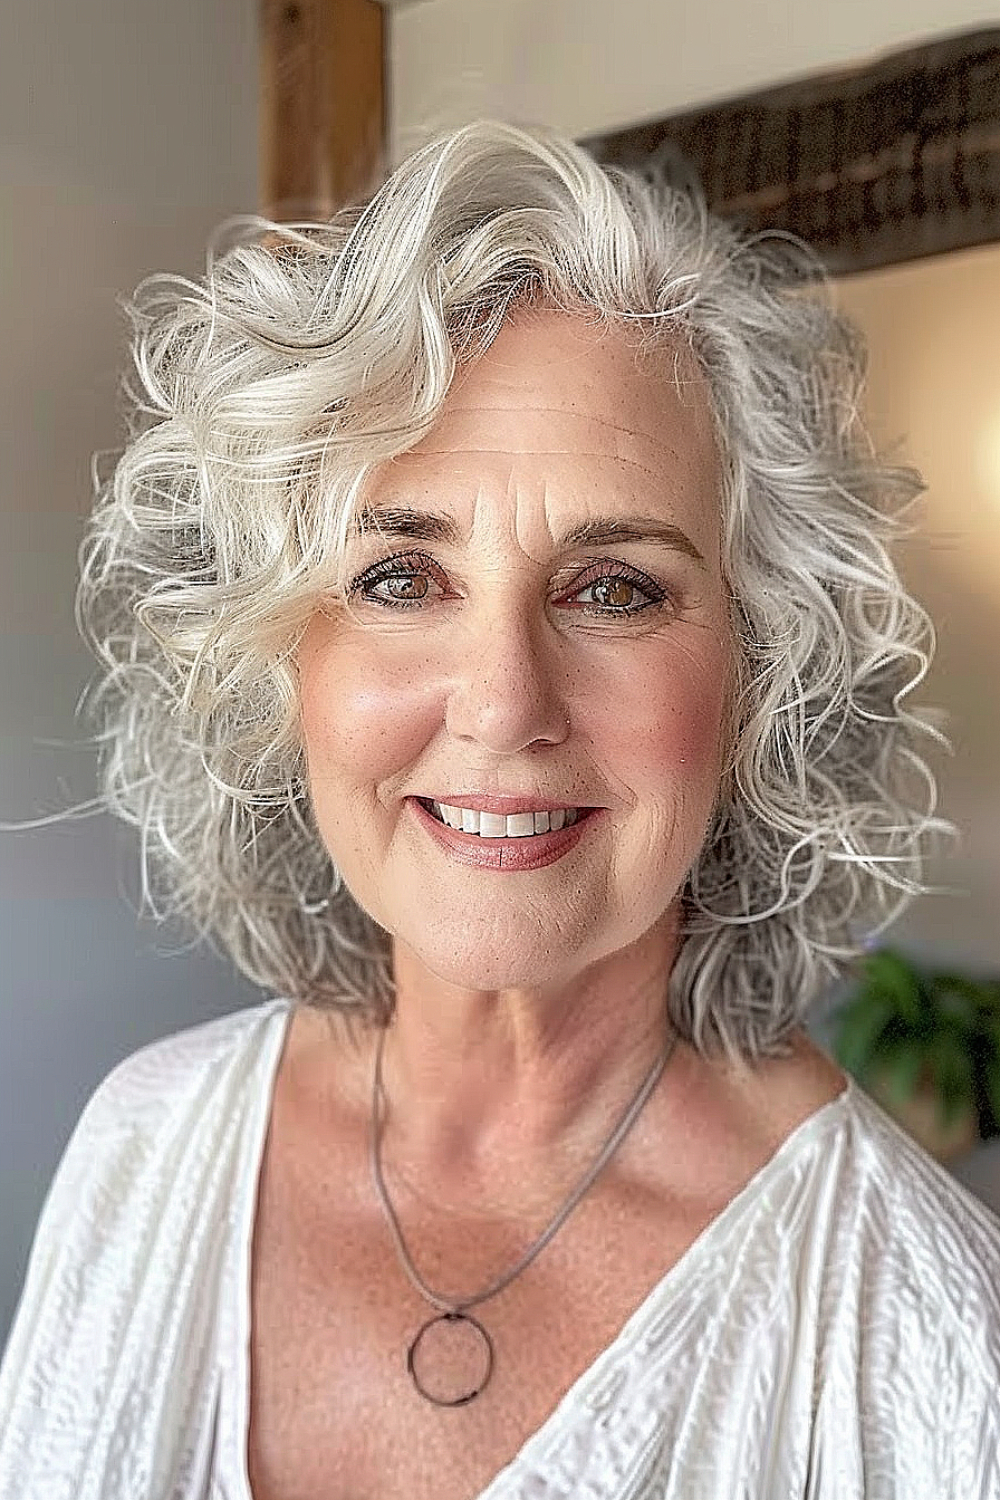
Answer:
[{"left": 830, "top": 948, "right": 1000, "bottom": 1137}]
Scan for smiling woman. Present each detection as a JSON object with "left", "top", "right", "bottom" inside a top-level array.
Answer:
[
  {"left": 56, "top": 126, "right": 938, "bottom": 1060},
  {"left": 1, "top": 121, "right": 998, "bottom": 1500}
]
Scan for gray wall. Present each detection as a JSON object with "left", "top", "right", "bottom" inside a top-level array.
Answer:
[{"left": 1, "top": 0, "right": 261, "bottom": 1344}]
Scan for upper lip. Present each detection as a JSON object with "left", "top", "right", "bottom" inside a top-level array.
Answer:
[{"left": 414, "top": 794, "right": 598, "bottom": 814}]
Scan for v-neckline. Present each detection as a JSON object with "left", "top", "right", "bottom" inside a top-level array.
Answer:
[{"left": 229, "top": 999, "right": 853, "bottom": 1500}]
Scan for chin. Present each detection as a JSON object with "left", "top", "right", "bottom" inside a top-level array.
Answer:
[
  {"left": 423, "top": 946, "right": 580, "bottom": 995},
  {"left": 392, "top": 918, "right": 594, "bottom": 994}
]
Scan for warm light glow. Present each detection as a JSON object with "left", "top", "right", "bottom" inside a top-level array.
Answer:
[
  {"left": 976, "top": 411, "right": 1000, "bottom": 514},
  {"left": 834, "top": 242, "right": 1000, "bottom": 969}
]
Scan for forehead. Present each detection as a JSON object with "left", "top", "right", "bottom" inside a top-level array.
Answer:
[
  {"left": 362, "top": 309, "right": 721, "bottom": 557},
  {"left": 413, "top": 309, "right": 715, "bottom": 471}
]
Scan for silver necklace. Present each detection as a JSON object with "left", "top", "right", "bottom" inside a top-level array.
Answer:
[{"left": 369, "top": 1023, "right": 678, "bottom": 1407}]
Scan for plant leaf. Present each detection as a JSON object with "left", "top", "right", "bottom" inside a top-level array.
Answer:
[
  {"left": 831, "top": 993, "right": 895, "bottom": 1075},
  {"left": 879, "top": 1038, "right": 927, "bottom": 1106},
  {"left": 929, "top": 1033, "right": 976, "bottom": 1125},
  {"left": 864, "top": 950, "right": 924, "bottom": 1026},
  {"left": 980, "top": 1015, "right": 1000, "bottom": 1058},
  {"left": 984, "top": 1054, "right": 1000, "bottom": 1126}
]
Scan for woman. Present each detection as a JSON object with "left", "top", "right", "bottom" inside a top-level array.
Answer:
[{"left": 1, "top": 120, "right": 998, "bottom": 1499}]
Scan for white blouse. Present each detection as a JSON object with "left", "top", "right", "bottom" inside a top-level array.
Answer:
[{"left": 1, "top": 998, "right": 999, "bottom": 1499}]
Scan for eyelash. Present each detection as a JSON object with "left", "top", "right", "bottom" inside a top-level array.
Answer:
[{"left": 345, "top": 549, "right": 670, "bottom": 618}]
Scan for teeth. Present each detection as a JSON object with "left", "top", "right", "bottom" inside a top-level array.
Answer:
[{"left": 429, "top": 802, "right": 581, "bottom": 837}]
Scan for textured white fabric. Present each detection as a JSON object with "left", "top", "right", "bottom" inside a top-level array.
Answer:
[{"left": 2, "top": 999, "right": 999, "bottom": 1499}]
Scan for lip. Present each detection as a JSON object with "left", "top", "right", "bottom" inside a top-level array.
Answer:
[
  {"left": 417, "top": 794, "right": 599, "bottom": 815},
  {"left": 407, "top": 796, "right": 604, "bottom": 872}
]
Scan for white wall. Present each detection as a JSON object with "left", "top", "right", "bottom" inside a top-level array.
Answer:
[
  {"left": 0, "top": 0, "right": 261, "bottom": 1343},
  {"left": 835, "top": 245, "right": 1000, "bottom": 972},
  {"left": 390, "top": 0, "right": 1000, "bottom": 153}
]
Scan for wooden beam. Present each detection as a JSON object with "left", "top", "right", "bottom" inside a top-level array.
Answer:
[
  {"left": 259, "top": 0, "right": 386, "bottom": 220},
  {"left": 583, "top": 28, "right": 1000, "bottom": 277}
]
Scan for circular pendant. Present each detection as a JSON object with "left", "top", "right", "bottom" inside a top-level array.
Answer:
[{"left": 406, "top": 1310, "right": 495, "bottom": 1406}]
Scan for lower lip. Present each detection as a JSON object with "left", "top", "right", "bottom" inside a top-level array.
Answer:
[{"left": 408, "top": 799, "right": 604, "bottom": 871}]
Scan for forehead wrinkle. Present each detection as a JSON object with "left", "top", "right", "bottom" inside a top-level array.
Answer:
[
  {"left": 360, "top": 451, "right": 718, "bottom": 564},
  {"left": 412, "top": 406, "right": 708, "bottom": 466},
  {"left": 427, "top": 403, "right": 687, "bottom": 441},
  {"left": 390, "top": 449, "right": 676, "bottom": 485}
]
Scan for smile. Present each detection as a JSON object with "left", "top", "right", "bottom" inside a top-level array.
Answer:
[
  {"left": 408, "top": 797, "right": 602, "bottom": 872},
  {"left": 419, "top": 798, "right": 581, "bottom": 837}
]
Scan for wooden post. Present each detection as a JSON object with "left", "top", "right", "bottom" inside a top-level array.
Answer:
[{"left": 259, "top": 0, "right": 386, "bottom": 221}]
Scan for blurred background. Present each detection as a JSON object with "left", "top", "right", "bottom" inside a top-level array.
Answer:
[{"left": 2, "top": 0, "right": 999, "bottom": 1342}]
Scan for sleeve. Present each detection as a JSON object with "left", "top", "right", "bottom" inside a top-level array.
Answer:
[
  {"left": 867, "top": 1173, "right": 1000, "bottom": 1500},
  {"left": 808, "top": 1157, "right": 1000, "bottom": 1499},
  {"left": 0, "top": 1067, "right": 136, "bottom": 1495},
  {"left": 925, "top": 1318, "right": 1000, "bottom": 1500},
  {"left": 0, "top": 1029, "right": 236, "bottom": 1500}
]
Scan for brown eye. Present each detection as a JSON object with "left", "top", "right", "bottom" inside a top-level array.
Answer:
[
  {"left": 568, "top": 561, "right": 667, "bottom": 618},
  {"left": 347, "top": 551, "right": 446, "bottom": 611},
  {"left": 382, "top": 575, "right": 431, "bottom": 603},
  {"left": 590, "top": 577, "right": 638, "bottom": 610}
]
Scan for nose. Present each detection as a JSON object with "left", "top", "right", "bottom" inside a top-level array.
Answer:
[{"left": 444, "top": 597, "right": 572, "bottom": 753}]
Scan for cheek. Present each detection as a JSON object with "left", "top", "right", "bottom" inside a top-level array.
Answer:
[
  {"left": 298, "top": 638, "right": 438, "bottom": 795},
  {"left": 598, "top": 639, "right": 730, "bottom": 795}
]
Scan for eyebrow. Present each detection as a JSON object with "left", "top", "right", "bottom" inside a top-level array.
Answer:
[{"left": 350, "top": 507, "right": 706, "bottom": 566}]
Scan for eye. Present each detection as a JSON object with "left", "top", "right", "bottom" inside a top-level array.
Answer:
[
  {"left": 565, "top": 559, "right": 667, "bottom": 617},
  {"left": 347, "top": 550, "right": 448, "bottom": 611},
  {"left": 346, "top": 551, "right": 670, "bottom": 617}
]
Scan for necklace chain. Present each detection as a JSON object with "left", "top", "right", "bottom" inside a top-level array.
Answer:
[{"left": 369, "top": 1024, "right": 678, "bottom": 1316}]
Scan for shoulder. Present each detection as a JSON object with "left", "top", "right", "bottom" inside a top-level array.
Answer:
[
  {"left": 18, "top": 998, "right": 290, "bottom": 1224},
  {"left": 798, "top": 1083, "right": 1000, "bottom": 1488},
  {"left": 8, "top": 994, "right": 294, "bottom": 1309},
  {"left": 0, "top": 999, "right": 294, "bottom": 1497},
  {"left": 29, "top": 996, "right": 296, "bottom": 1275},
  {"left": 842, "top": 1081, "right": 1000, "bottom": 1311},
  {"left": 71, "top": 996, "right": 294, "bottom": 1141},
  {"left": 735, "top": 1034, "right": 1000, "bottom": 1330},
  {"left": 24, "top": 995, "right": 289, "bottom": 1192},
  {"left": 822, "top": 1081, "right": 1000, "bottom": 1419}
]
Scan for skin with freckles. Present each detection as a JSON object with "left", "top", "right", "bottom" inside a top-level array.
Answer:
[{"left": 247, "top": 309, "right": 848, "bottom": 1500}]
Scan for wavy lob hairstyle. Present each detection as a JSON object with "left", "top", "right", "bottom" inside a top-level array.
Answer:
[{"left": 76, "top": 119, "right": 941, "bottom": 1063}]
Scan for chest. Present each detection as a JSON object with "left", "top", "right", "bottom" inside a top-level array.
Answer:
[
  {"left": 245, "top": 1150, "right": 721, "bottom": 1500},
  {"left": 241, "top": 1016, "right": 843, "bottom": 1500}
]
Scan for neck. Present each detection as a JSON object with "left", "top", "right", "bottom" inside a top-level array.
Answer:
[{"left": 360, "top": 915, "right": 683, "bottom": 1213}]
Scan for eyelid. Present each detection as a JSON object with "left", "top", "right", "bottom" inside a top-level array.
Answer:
[
  {"left": 348, "top": 548, "right": 446, "bottom": 589},
  {"left": 558, "top": 556, "right": 667, "bottom": 599},
  {"left": 349, "top": 547, "right": 672, "bottom": 589}
]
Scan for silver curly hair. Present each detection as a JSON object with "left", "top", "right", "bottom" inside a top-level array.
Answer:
[{"left": 75, "top": 119, "right": 942, "bottom": 1064}]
